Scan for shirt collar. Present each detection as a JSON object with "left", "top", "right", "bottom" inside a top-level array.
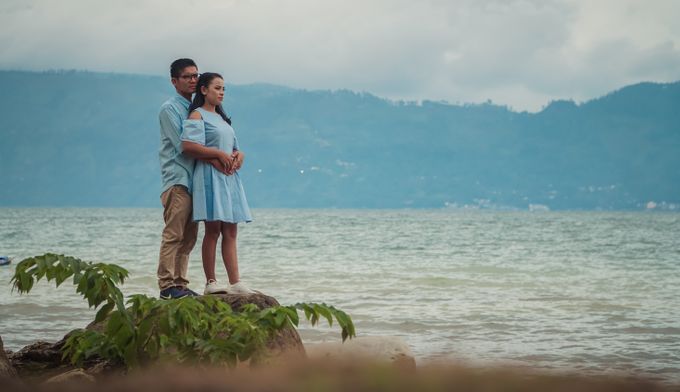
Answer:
[{"left": 175, "top": 93, "right": 192, "bottom": 107}]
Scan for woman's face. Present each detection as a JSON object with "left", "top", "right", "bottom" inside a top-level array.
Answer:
[{"left": 202, "top": 77, "right": 224, "bottom": 106}]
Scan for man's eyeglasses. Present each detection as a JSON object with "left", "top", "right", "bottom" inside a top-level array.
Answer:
[{"left": 179, "top": 73, "right": 200, "bottom": 81}]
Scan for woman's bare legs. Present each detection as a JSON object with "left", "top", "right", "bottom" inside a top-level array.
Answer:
[
  {"left": 202, "top": 221, "right": 222, "bottom": 282},
  {"left": 221, "top": 223, "right": 240, "bottom": 284}
]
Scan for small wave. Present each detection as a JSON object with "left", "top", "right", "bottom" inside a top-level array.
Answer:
[
  {"left": 456, "top": 266, "right": 518, "bottom": 274},
  {"left": 586, "top": 302, "right": 639, "bottom": 312},
  {"left": 520, "top": 296, "right": 586, "bottom": 302},
  {"left": 606, "top": 326, "right": 680, "bottom": 335},
  {"left": 411, "top": 276, "right": 470, "bottom": 287}
]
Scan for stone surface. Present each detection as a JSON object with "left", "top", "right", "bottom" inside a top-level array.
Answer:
[
  {"left": 206, "top": 293, "right": 306, "bottom": 360},
  {"left": 0, "top": 335, "right": 18, "bottom": 378},
  {"left": 8, "top": 291, "right": 306, "bottom": 381},
  {"left": 84, "top": 292, "right": 306, "bottom": 359},
  {"left": 305, "top": 336, "right": 416, "bottom": 370},
  {"left": 8, "top": 341, "right": 65, "bottom": 374},
  {"left": 7, "top": 339, "right": 76, "bottom": 381}
]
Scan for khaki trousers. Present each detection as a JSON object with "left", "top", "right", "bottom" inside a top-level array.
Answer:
[{"left": 157, "top": 185, "right": 198, "bottom": 290}]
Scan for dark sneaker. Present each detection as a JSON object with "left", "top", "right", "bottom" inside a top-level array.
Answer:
[
  {"left": 183, "top": 287, "right": 200, "bottom": 297},
  {"left": 160, "top": 286, "right": 190, "bottom": 300}
]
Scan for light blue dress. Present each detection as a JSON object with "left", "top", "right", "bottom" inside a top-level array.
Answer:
[{"left": 181, "top": 107, "right": 253, "bottom": 223}]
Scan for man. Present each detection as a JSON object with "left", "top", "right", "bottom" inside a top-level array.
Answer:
[{"left": 157, "top": 58, "right": 232, "bottom": 299}]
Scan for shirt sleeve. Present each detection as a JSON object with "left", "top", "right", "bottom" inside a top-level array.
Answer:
[
  {"left": 159, "top": 106, "right": 183, "bottom": 152},
  {"left": 181, "top": 119, "right": 206, "bottom": 145},
  {"left": 233, "top": 134, "right": 240, "bottom": 151}
]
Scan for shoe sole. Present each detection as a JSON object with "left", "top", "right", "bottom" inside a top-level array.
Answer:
[
  {"left": 160, "top": 293, "right": 191, "bottom": 300},
  {"left": 204, "top": 289, "right": 228, "bottom": 295},
  {"left": 226, "top": 290, "right": 256, "bottom": 295}
]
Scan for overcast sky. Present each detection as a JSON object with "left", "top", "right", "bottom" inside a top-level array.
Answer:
[{"left": 1, "top": 0, "right": 679, "bottom": 111}]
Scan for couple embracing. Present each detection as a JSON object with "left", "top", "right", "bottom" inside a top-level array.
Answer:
[{"left": 157, "top": 58, "right": 255, "bottom": 299}]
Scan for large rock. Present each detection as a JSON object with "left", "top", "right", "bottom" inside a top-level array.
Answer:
[
  {"left": 9, "top": 292, "right": 305, "bottom": 380},
  {"left": 0, "top": 335, "right": 18, "bottom": 378},
  {"left": 8, "top": 337, "right": 116, "bottom": 382},
  {"left": 84, "top": 292, "right": 306, "bottom": 360},
  {"left": 6, "top": 340, "right": 76, "bottom": 381},
  {"left": 206, "top": 293, "right": 306, "bottom": 359}
]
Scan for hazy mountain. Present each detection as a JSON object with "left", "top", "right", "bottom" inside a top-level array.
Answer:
[{"left": 0, "top": 70, "right": 678, "bottom": 210}]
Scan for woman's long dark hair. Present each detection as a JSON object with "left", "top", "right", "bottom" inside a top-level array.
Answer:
[{"left": 188, "top": 72, "right": 232, "bottom": 125}]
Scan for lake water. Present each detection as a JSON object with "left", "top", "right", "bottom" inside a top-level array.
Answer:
[{"left": 1, "top": 208, "right": 679, "bottom": 382}]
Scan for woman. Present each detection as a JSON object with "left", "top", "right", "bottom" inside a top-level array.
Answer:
[{"left": 181, "top": 72, "right": 255, "bottom": 295}]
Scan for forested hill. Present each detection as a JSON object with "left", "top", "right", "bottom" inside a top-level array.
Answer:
[{"left": 0, "top": 70, "right": 678, "bottom": 210}]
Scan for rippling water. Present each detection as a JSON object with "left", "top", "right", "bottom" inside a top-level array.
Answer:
[{"left": 1, "top": 208, "right": 679, "bottom": 382}]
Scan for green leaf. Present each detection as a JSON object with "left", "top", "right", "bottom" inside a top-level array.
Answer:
[
  {"left": 55, "top": 267, "right": 73, "bottom": 286},
  {"left": 299, "top": 303, "right": 313, "bottom": 321},
  {"left": 94, "top": 302, "right": 115, "bottom": 323},
  {"left": 17, "top": 273, "right": 28, "bottom": 293},
  {"left": 124, "top": 340, "right": 139, "bottom": 368},
  {"left": 314, "top": 304, "right": 334, "bottom": 326},
  {"left": 274, "top": 311, "right": 287, "bottom": 327},
  {"left": 282, "top": 306, "right": 299, "bottom": 326}
]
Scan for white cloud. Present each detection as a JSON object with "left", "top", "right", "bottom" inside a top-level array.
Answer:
[{"left": 1, "top": 0, "right": 679, "bottom": 111}]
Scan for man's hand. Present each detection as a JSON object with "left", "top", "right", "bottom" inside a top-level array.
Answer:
[
  {"left": 208, "top": 159, "right": 229, "bottom": 175},
  {"left": 207, "top": 151, "right": 237, "bottom": 176},
  {"left": 216, "top": 150, "right": 234, "bottom": 174},
  {"left": 231, "top": 151, "right": 245, "bottom": 172},
  {"left": 208, "top": 150, "right": 233, "bottom": 175},
  {"left": 182, "top": 141, "right": 234, "bottom": 174}
]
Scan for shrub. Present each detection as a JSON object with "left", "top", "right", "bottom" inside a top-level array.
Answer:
[{"left": 11, "top": 253, "right": 355, "bottom": 368}]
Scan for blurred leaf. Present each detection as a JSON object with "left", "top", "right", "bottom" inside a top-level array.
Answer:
[{"left": 95, "top": 302, "right": 115, "bottom": 323}]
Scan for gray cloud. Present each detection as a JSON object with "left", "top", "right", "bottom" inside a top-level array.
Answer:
[{"left": 1, "top": 0, "right": 679, "bottom": 111}]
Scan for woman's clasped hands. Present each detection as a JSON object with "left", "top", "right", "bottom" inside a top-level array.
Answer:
[{"left": 209, "top": 150, "right": 244, "bottom": 175}]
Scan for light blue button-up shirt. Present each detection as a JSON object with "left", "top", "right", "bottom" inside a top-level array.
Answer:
[{"left": 158, "top": 94, "right": 195, "bottom": 194}]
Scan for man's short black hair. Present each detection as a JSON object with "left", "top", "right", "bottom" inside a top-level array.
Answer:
[{"left": 170, "top": 58, "right": 197, "bottom": 78}]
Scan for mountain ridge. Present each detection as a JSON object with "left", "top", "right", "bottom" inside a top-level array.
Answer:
[{"left": 0, "top": 70, "right": 678, "bottom": 210}]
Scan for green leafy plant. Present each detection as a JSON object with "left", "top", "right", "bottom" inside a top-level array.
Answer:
[{"left": 11, "top": 253, "right": 356, "bottom": 368}]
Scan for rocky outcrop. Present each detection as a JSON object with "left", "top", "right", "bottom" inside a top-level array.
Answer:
[
  {"left": 207, "top": 293, "right": 306, "bottom": 359},
  {"left": 1, "top": 335, "right": 18, "bottom": 378},
  {"left": 7, "top": 292, "right": 305, "bottom": 381},
  {"left": 6, "top": 338, "right": 105, "bottom": 382},
  {"left": 84, "top": 292, "right": 306, "bottom": 360}
]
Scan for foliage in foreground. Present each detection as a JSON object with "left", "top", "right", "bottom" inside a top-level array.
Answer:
[{"left": 11, "top": 253, "right": 355, "bottom": 368}]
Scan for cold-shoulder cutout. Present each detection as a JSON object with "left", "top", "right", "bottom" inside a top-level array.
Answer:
[{"left": 188, "top": 110, "right": 203, "bottom": 120}]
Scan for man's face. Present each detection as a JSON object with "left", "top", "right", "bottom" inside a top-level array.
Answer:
[{"left": 171, "top": 66, "right": 199, "bottom": 96}]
